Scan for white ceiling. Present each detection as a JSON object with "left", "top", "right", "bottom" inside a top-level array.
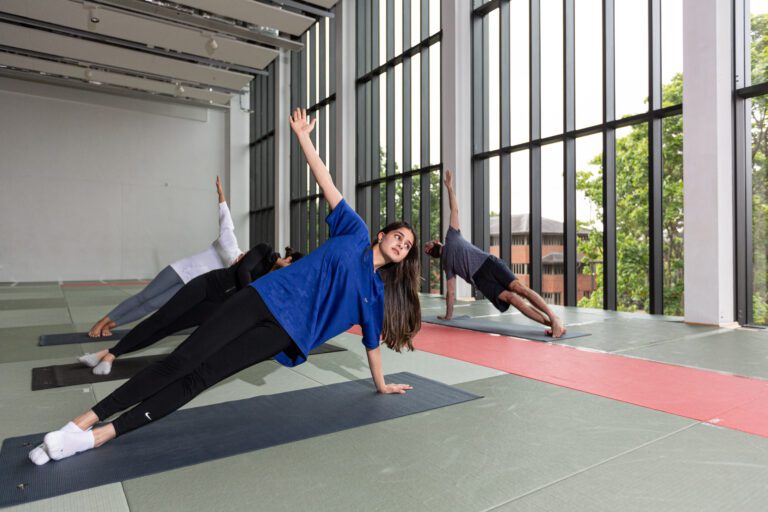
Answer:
[{"left": 0, "top": 0, "right": 338, "bottom": 109}]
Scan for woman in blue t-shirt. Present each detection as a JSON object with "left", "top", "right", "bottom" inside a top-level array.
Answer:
[{"left": 31, "top": 109, "right": 422, "bottom": 464}]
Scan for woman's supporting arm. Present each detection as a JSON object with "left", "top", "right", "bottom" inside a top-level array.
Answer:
[{"left": 365, "top": 346, "right": 413, "bottom": 394}]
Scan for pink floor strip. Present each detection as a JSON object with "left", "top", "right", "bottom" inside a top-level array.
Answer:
[{"left": 349, "top": 323, "right": 768, "bottom": 438}]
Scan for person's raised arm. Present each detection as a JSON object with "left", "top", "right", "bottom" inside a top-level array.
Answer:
[
  {"left": 289, "top": 108, "right": 343, "bottom": 210},
  {"left": 438, "top": 276, "right": 456, "bottom": 320},
  {"left": 365, "top": 346, "right": 413, "bottom": 394},
  {"left": 215, "top": 176, "right": 236, "bottom": 236},
  {"left": 444, "top": 170, "right": 460, "bottom": 230},
  {"left": 216, "top": 176, "right": 226, "bottom": 204}
]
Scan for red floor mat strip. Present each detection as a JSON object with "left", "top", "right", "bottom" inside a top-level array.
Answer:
[{"left": 350, "top": 323, "right": 768, "bottom": 437}]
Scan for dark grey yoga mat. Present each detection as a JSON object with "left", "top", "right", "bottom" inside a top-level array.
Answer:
[
  {"left": 37, "top": 329, "right": 195, "bottom": 347},
  {"left": 38, "top": 328, "right": 196, "bottom": 346},
  {"left": 423, "top": 315, "right": 589, "bottom": 341},
  {"left": 0, "top": 372, "right": 480, "bottom": 508},
  {"left": 31, "top": 344, "right": 347, "bottom": 390}
]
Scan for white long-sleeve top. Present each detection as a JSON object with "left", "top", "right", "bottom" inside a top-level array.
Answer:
[{"left": 170, "top": 202, "right": 243, "bottom": 283}]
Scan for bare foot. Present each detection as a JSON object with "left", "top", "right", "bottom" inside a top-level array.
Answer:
[
  {"left": 546, "top": 318, "right": 566, "bottom": 338},
  {"left": 88, "top": 318, "right": 108, "bottom": 338},
  {"left": 100, "top": 321, "right": 116, "bottom": 337}
]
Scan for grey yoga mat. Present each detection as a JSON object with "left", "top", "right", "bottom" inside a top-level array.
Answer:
[
  {"left": 31, "top": 344, "right": 347, "bottom": 390},
  {"left": 423, "top": 315, "right": 589, "bottom": 342},
  {"left": 0, "top": 372, "right": 480, "bottom": 508},
  {"left": 38, "top": 328, "right": 196, "bottom": 346}
]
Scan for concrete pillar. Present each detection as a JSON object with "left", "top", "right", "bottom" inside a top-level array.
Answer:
[
  {"left": 682, "top": 0, "right": 735, "bottom": 325},
  {"left": 274, "top": 49, "right": 292, "bottom": 252},
  {"left": 226, "top": 89, "right": 250, "bottom": 248},
  {"left": 336, "top": 0, "right": 357, "bottom": 204},
  {"left": 441, "top": 0, "right": 473, "bottom": 300}
]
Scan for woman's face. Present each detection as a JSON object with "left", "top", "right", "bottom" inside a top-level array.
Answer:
[
  {"left": 275, "top": 256, "right": 293, "bottom": 268},
  {"left": 378, "top": 228, "right": 415, "bottom": 264}
]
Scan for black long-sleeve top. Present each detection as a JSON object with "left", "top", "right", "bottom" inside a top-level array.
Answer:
[{"left": 206, "top": 243, "right": 278, "bottom": 296}]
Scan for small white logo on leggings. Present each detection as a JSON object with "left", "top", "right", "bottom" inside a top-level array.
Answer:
[{"left": 144, "top": 412, "right": 152, "bottom": 421}]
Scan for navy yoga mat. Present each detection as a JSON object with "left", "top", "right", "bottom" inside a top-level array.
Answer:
[
  {"left": 423, "top": 315, "right": 589, "bottom": 342},
  {"left": 38, "top": 328, "right": 196, "bottom": 346},
  {"left": 0, "top": 372, "right": 480, "bottom": 508},
  {"left": 30, "top": 344, "right": 347, "bottom": 390}
]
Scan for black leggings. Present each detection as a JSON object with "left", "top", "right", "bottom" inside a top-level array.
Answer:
[
  {"left": 108, "top": 274, "right": 227, "bottom": 358},
  {"left": 92, "top": 287, "right": 294, "bottom": 436}
]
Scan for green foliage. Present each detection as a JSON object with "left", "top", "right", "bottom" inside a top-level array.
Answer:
[
  {"left": 752, "top": 15, "right": 768, "bottom": 324},
  {"left": 576, "top": 74, "right": 684, "bottom": 315},
  {"left": 378, "top": 147, "right": 442, "bottom": 292}
]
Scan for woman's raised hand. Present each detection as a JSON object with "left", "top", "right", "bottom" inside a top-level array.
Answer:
[{"left": 289, "top": 108, "right": 316, "bottom": 138}]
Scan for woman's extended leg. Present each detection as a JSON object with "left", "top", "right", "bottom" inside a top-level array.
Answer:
[
  {"left": 88, "top": 266, "right": 184, "bottom": 337},
  {"left": 80, "top": 276, "right": 218, "bottom": 373},
  {"left": 92, "top": 287, "right": 268, "bottom": 419},
  {"left": 43, "top": 291, "right": 292, "bottom": 460}
]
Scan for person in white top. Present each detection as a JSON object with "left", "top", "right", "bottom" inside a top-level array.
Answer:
[{"left": 87, "top": 177, "right": 244, "bottom": 338}]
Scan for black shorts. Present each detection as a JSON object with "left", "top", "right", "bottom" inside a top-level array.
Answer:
[{"left": 471, "top": 255, "right": 517, "bottom": 312}]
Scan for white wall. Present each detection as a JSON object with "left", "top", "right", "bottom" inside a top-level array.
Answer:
[{"left": 0, "top": 77, "right": 235, "bottom": 282}]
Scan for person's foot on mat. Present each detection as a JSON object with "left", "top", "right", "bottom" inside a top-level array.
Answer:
[
  {"left": 100, "top": 321, "right": 116, "bottom": 337},
  {"left": 87, "top": 321, "right": 105, "bottom": 338},
  {"left": 546, "top": 318, "right": 567, "bottom": 338},
  {"left": 29, "top": 422, "right": 85, "bottom": 465},
  {"left": 78, "top": 352, "right": 104, "bottom": 368},
  {"left": 93, "top": 360, "right": 112, "bottom": 376},
  {"left": 44, "top": 428, "right": 95, "bottom": 461}
]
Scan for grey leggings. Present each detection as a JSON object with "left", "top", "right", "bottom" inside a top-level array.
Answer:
[{"left": 107, "top": 266, "right": 184, "bottom": 326}]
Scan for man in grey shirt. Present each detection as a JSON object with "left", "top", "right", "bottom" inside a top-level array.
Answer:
[{"left": 424, "top": 170, "right": 566, "bottom": 338}]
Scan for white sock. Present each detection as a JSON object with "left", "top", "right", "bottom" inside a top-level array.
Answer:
[
  {"left": 78, "top": 353, "right": 103, "bottom": 368},
  {"left": 93, "top": 360, "right": 113, "bottom": 376},
  {"left": 44, "top": 427, "right": 95, "bottom": 461},
  {"left": 29, "top": 422, "right": 83, "bottom": 465}
]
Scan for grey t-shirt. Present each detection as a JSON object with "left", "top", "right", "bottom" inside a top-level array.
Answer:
[{"left": 441, "top": 227, "right": 490, "bottom": 285}]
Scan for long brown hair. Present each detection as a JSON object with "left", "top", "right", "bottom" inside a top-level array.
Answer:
[{"left": 374, "top": 221, "right": 421, "bottom": 352}]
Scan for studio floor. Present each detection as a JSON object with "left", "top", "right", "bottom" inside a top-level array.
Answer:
[{"left": 2, "top": 281, "right": 768, "bottom": 511}]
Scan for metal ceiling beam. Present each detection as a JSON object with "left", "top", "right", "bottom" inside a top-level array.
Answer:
[
  {"left": 0, "top": 0, "right": 279, "bottom": 69},
  {"left": 263, "top": 0, "right": 335, "bottom": 19},
  {"left": 173, "top": 0, "right": 315, "bottom": 37},
  {"left": 298, "top": 0, "right": 338, "bottom": 10},
  {"left": 0, "top": 66, "right": 228, "bottom": 109},
  {"left": 0, "top": 51, "right": 231, "bottom": 105},
  {"left": 0, "top": 21, "right": 252, "bottom": 91},
  {"left": 91, "top": 0, "right": 304, "bottom": 51}
]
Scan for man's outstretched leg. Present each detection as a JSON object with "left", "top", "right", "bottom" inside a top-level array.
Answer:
[{"left": 498, "top": 280, "right": 566, "bottom": 338}]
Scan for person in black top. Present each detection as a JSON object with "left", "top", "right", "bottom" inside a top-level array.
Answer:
[{"left": 77, "top": 244, "right": 303, "bottom": 376}]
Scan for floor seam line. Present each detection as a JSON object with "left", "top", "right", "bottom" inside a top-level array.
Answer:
[{"left": 480, "top": 421, "right": 701, "bottom": 512}]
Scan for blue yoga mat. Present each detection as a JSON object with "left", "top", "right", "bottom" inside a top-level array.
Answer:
[{"left": 0, "top": 372, "right": 480, "bottom": 508}]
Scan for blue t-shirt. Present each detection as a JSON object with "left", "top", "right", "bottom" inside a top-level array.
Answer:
[{"left": 252, "top": 199, "right": 384, "bottom": 367}]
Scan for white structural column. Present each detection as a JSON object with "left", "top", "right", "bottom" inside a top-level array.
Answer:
[
  {"left": 275, "top": 48, "right": 292, "bottom": 251},
  {"left": 682, "top": 0, "right": 735, "bottom": 325},
  {"left": 441, "top": 0, "right": 473, "bottom": 300},
  {"left": 226, "top": 90, "right": 251, "bottom": 248},
  {"left": 336, "top": 0, "right": 357, "bottom": 204}
]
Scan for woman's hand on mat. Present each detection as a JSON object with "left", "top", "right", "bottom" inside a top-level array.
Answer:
[
  {"left": 378, "top": 383, "right": 413, "bottom": 394},
  {"left": 289, "top": 108, "right": 316, "bottom": 139},
  {"left": 437, "top": 314, "right": 452, "bottom": 321}
]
